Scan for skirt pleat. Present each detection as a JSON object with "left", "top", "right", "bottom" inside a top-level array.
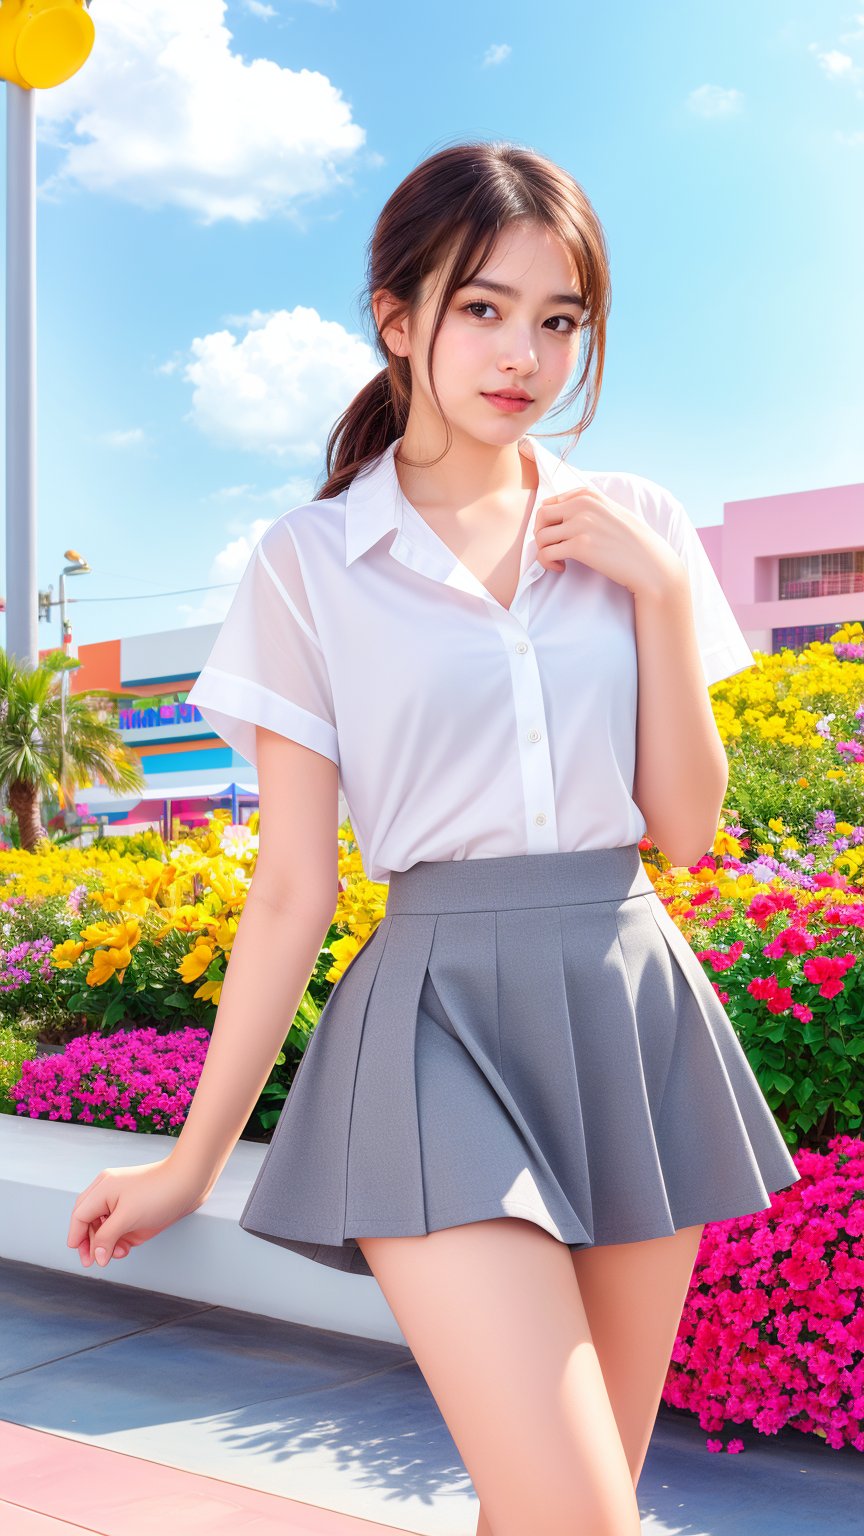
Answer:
[{"left": 238, "top": 847, "right": 801, "bottom": 1277}]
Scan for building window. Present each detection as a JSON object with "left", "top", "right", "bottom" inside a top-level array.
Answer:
[
  {"left": 779, "top": 549, "right": 864, "bottom": 600},
  {"left": 772, "top": 622, "right": 848, "bottom": 652}
]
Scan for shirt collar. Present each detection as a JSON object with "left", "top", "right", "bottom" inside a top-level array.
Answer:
[{"left": 344, "top": 433, "right": 592, "bottom": 567}]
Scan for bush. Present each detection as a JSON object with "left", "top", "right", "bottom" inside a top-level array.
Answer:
[
  {"left": 664, "top": 1134, "right": 864, "bottom": 1452},
  {"left": 0, "top": 1019, "right": 39, "bottom": 1114},
  {"left": 11, "top": 1024, "right": 211, "bottom": 1133}
]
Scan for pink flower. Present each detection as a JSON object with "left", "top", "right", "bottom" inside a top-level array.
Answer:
[
  {"left": 663, "top": 1135, "right": 864, "bottom": 1456},
  {"left": 12, "top": 1026, "right": 211, "bottom": 1136}
]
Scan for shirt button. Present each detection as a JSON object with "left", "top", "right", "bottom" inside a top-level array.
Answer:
[
  {"left": 527, "top": 728, "right": 541, "bottom": 743},
  {"left": 515, "top": 641, "right": 528, "bottom": 654},
  {"left": 534, "top": 812, "right": 547, "bottom": 826}
]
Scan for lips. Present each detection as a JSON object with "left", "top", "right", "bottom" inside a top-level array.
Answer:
[{"left": 483, "top": 390, "right": 533, "bottom": 401}]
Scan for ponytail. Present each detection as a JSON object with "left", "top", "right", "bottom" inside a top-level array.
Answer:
[{"left": 315, "top": 360, "right": 409, "bottom": 500}]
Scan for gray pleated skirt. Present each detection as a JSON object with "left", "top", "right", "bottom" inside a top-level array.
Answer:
[{"left": 239, "top": 845, "right": 801, "bottom": 1276}]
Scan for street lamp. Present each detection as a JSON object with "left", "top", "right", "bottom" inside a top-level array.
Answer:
[
  {"left": 58, "top": 546, "right": 90, "bottom": 829},
  {"left": 2, "top": 2, "right": 97, "bottom": 667}
]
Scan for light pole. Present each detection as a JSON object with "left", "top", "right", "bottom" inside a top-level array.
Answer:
[
  {"left": 58, "top": 548, "right": 91, "bottom": 829},
  {"left": 1, "top": 3, "right": 96, "bottom": 666}
]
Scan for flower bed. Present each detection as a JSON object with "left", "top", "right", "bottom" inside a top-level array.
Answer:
[
  {"left": 12, "top": 1024, "right": 210, "bottom": 1132},
  {"left": 664, "top": 1134, "right": 864, "bottom": 1453}
]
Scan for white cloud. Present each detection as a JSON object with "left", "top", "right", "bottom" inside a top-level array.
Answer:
[
  {"left": 180, "top": 469, "right": 323, "bottom": 623},
  {"left": 813, "top": 48, "right": 856, "bottom": 77},
  {"left": 100, "top": 427, "right": 147, "bottom": 448},
  {"left": 179, "top": 523, "right": 274, "bottom": 624},
  {"left": 35, "top": 0, "right": 367, "bottom": 224},
  {"left": 839, "top": 13, "right": 864, "bottom": 45},
  {"left": 807, "top": 28, "right": 864, "bottom": 94},
  {"left": 178, "top": 305, "right": 380, "bottom": 461},
  {"left": 686, "top": 84, "right": 744, "bottom": 119},
  {"left": 482, "top": 44, "right": 511, "bottom": 68},
  {"left": 242, "top": 0, "right": 277, "bottom": 17}
]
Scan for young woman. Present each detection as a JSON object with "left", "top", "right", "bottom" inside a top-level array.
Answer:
[{"left": 68, "top": 141, "right": 800, "bottom": 1536}]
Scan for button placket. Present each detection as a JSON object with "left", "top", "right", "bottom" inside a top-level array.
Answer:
[{"left": 494, "top": 608, "right": 558, "bottom": 851}]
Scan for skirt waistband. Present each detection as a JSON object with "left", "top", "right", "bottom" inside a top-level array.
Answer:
[{"left": 384, "top": 844, "right": 656, "bottom": 915}]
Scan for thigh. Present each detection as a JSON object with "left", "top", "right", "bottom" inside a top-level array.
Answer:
[
  {"left": 357, "top": 1217, "right": 641, "bottom": 1536},
  {"left": 570, "top": 1223, "right": 705, "bottom": 1486}
]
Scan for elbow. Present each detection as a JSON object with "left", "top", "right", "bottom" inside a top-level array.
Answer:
[
  {"left": 644, "top": 806, "right": 724, "bottom": 869},
  {"left": 638, "top": 761, "right": 728, "bottom": 870},
  {"left": 650, "top": 828, "right": 718, "bottom": 869}
]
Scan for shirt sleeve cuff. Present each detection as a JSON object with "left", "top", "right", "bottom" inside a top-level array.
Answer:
[{"left": 186, "top": 665, "right": 340, "bottom": 767}]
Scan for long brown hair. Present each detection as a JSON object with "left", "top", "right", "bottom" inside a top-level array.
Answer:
[{"left": 315, "top": 139, "right": 611, "bottom": 501}]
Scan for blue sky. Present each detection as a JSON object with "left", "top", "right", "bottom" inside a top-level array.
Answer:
[{"left": 1, "top": 0, "right": 862, "bottom": 651}]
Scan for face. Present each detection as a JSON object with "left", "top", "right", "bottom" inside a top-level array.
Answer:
[{"left": 375, "top": 220, "right": 586, "bottom": 446}]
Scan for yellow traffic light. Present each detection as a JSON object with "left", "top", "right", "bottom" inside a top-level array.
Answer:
[{"left": 0, "top": 0, "right": 94, "bottom": 91}]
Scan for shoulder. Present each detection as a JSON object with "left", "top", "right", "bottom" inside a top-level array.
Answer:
[
  {"left": 254, "top": 489, "right": 350, "bottom": 580},
  {"left": 576, "top": 468, "right": 686, "bottom": 537}
]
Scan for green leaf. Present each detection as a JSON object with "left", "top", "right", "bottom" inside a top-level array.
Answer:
[
  {"left": 101, "top": 995, "right": 127, "bottom": 1030},
  {"left": 761, "top": 1023, "right": 787, "bottom": 1043}
]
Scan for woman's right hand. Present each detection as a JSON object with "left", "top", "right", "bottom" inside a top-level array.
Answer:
[{"left": 66, "top": 1156, "right": 211, "bottom": 1269}]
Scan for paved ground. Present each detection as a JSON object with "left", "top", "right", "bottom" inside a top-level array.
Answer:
[{"left": 1, "top": 1256, "right": 862, "bottom": 1534}]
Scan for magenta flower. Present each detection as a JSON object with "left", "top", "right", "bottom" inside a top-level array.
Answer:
[
  {"left": 664, "top": 1135, "right": 864, "bottom": 1454},
  {"left": 12, "top": 1025, "right": 211, "bottom": 1134}
]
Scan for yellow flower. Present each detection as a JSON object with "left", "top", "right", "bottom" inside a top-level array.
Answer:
[
  {"left": 169, "top": 905, "right": 209, "bottom": 934},
  {"left": 178, "top": 941, "right": 215, "bottom": 983},
  {"left": 86, "top": 946, "right": 131, "bottom": 987},
  {"left": 51, "top": 939, "right": 85, "bottom": 969},
  {"left": 194, "top": 977, "right": 222, "bottom": 1005},
  {"left": 714, "top": 828, "right": 744, "bottom": 858},
  {"left": 79, "top": 916, "right": 141, "bottom": 952},
  {"left": 325, "top": 933, "right": 361, "bottom": 984}
]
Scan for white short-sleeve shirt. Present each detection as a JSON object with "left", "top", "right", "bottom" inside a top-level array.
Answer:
[{"left": 186, "top": 434, "right": 755, "bottom": 885}]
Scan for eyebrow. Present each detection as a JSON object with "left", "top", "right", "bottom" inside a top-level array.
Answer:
[{"left": 458, "top": 276, "right": 585, "bottom": 309}]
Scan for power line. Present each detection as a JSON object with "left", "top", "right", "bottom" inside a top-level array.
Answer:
[{"left": 47, "top": 580, "right": 240, "bottom": 606}]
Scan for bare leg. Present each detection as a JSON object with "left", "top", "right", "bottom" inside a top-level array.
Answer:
[
  {"left": 570, "top": 1223, "right": 705, "bottom": 1486},
  {"left": 470, "top": 1223, "right": 705, "bottom": 1534},
  {"left": 356, "top": 1216, "right": 641, "bottom": 1536},
  {"left": 474, "top": 1505, "right": 495, "bottom": 1536}
]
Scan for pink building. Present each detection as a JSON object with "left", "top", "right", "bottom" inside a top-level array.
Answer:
[{"left": 698, "top": 479, "right": 864, "bottom": 654}]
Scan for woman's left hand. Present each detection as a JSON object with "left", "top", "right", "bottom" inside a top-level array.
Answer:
[{"left": 534, "top": 487, "right": 686, "bottom": 601}]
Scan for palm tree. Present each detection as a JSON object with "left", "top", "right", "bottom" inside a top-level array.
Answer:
[{"left": 0, "top": 647, "right": 146, "bottom": 852}]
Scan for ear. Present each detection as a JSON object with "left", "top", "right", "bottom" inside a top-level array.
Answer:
[{"left": 372, "top": 288, "right": 409, "bottom": 358}]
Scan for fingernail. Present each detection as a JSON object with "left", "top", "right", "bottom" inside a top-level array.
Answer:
[{"left": 95, "top": 1247, "right": 107, "bottom": 1265}]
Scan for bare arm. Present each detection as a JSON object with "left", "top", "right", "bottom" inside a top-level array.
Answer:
[
  {"left": 166, "top": 723, "right": 341, "bottom": 1198},
  {"left": 631, "top": 566, "right": 730, "bottom": 869}
]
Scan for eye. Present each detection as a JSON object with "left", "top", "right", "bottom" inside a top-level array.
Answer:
[
  {"left": 462, "top": 300, "right": 581, "bottom": 334},
  {"left": 545, "top": 314, "right": 581, "bottom": 334},
  {"left": 463, "top": 300, "right": 498, "bottom": 321}
]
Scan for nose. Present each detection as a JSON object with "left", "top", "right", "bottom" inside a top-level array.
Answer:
[{"left": 497, "top": 325, "right": 541, "bottom": 377}]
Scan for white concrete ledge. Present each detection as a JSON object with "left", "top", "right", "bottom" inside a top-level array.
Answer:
[{"left": 0, "top": 1115, "right": 405, "bottom": 1345}]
